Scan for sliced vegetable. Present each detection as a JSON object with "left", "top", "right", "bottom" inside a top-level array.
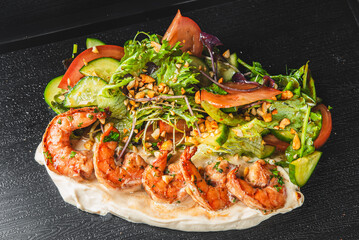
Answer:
[
  {"left": 163, "top": 10, "right": 203, "bottom": 57},
  {"left": 58, "top": 45, "right": 124, "bottom": 89},
  {"left": 270, "top": 129, "right": 294, "bottom": 142},
  {"left": 228, "top": 53, "right": 239, "bottom": 68},
  {"left": 260, "top": 145, "right": 276, "bottom": 158},
  {"left": 80, "top": 57, "right": 120, "bottom": 82},
  {"left": 44, "top": 75, "right": 67, "bottom": 114},
  {"left": 188, "top": 55, "right": 211, "bottom": 86},
  {"left": 313, "top": 104, "right": 332, "bottom": 149},
  {"left": 263, "top": 134, "right": 290, "bottom": 152},
  {"left": 201, "top": 86, "right": 281, "bottom": 108},
  {"left": 198, "top": 123, "right": 229, "bottom": 147},
  {"left": 86, "top": 38, "right": 105, "bottom": 49},
  {"left": 201, "top": 100, "right": 244, "bottom": 126},
  {"left": 289, "top": 151, "right": 322, "bottom": 187},
  {"left": 159, "top": 120, "right": 191, "bottom": 133},
  {"left": 63, "top": 76, "right": 107, "bottom": 108}
]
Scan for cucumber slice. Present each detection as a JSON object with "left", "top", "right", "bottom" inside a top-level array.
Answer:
[
  {"left": 86, "top": 38, "right": 105, "bottom": 49},
  {"left": 259, "top": 145, "right": 276, "bottom": 158},
  {"left": 205, "top": 58, "right": 238, "bottom": 82},
  {"left": 289, "top": 151, "right": 322, "bottom": 187},
  {"left": 63, "top": 76, "right": 107, "bottom": 108},
  {"left": 198, "top": 123, "right": 229, "bottom": 147},
  {"left": 80, "top": 57, "right": 120, "bottom": 82},
  {"left": 188, "top": 56, "right": 211, "bottom": 87},
  {"left": 270, "top": 129, "right": 294, "bottom": 142},
  {"left": 228, "top": 53, "right": 239, "bottom": 68},
  {"left": 44, "top": 75, "right": 68, "bottom": 114}
]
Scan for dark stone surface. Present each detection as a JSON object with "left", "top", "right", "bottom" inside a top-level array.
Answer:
[{"left": 0, "top": 0, "right": 359, "bottom": 239}]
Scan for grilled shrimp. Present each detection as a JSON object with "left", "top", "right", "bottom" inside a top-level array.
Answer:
[
  {"left": 142, "top": 149, "right": 191, "bottom": 204},
  {"left": 181, "top": 147, "right": 234, "bottom": 211},
  {"left": 226, "top": 160, "right": 286, "bottom": 211},
  {"left": 42, "top": 107, "right": 106, "bottom": 181},
  {"left": 94, "top": 126, "right": 147, "bottom": 189}
]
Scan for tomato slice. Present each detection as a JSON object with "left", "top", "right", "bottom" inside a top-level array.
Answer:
[
  {"left": 163, "top": 10, "right": 203, "bottom": 57},
  {"left": 200, "top": 85, "right": 281, "bottom": 108},
  {"left": 159, "top": 120, "right": 191, "bottom": 134},
  {"left": 263, "top": 134, "right": 289, "bottom": 152},
  {"left": 58, "top": 45, "right": 124, "bottom": 89},
  {"left": 313, "top": 104, "right": 332, "bottom": 149}
]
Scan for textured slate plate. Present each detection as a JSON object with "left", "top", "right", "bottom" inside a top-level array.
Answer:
[{"left": 1, "top": 0, "right": 359, "bottom": 239}]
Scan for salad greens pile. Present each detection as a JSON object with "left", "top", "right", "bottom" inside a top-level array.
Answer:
[{"left": 44, "top": 31, "right": 331, "bottom": 187}]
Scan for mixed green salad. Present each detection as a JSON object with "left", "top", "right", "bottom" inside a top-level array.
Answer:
[{"left": 44, "top": 11, "right": 332, "bottom": 188}]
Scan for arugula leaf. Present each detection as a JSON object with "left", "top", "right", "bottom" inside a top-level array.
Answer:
[{"left": 203, "top": 83, "right": 228, "bottom": 95}]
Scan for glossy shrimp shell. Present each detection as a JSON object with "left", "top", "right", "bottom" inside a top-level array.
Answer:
[
  {"left": 226, "top": 160, "right": 287, "bottom": 211},
  {"left": 42, "top": 107, "right": 106, "bottom": 181},
  {"left": 94, "top": 126, "right": 147, "bottom": 189},
  {"left": 142, "top": 150, "right": 189, "bottom": 204},
  {"left": 180, "top": 147, "right": 234, "bottom": 211}
]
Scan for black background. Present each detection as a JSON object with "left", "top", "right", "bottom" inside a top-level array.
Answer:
[{"left": 1, "top": 0, "right": 359, "bottom": 239}]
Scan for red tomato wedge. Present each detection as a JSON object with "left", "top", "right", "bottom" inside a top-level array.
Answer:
[
  {"left": 58, "top": 45, "right": 125, "bottom": 89},
  {"left": 159, "top": 120, "right": 191, "bottom": 134},
  {"left": 263, "top": 134, "right": 290, "bottom": 152},
  {"left": 313, "top": 104, "right": 332, "bottom": 149},
  {"left": 163, "top": 10, "right": 203, "bottom": 57},
  {"left": 200, "top": 84, "right": 281, "bottom": 108}
]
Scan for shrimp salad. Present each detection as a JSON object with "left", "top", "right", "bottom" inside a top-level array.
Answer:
[{"left": 37, "top": 10, "right": 332, "bottom": 231}]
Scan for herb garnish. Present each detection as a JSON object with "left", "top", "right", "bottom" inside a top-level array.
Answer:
[
  {"left": 44, "top": 151, "right": 53, "bottom": 163},
  {"left": 103, "top": 131, "right": 120, "bottom": 142},
  {"left": 69, "top": 151, "right": 77, "bottom": 158},
  {"left": 213, "top": 161, "right": 223, "bottom": 173}
]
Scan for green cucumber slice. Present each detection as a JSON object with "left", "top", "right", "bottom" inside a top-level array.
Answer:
[
  {"left": 86, "top": 38, "right": 105, "bottom": 49},
  {"left": 228, "top": 53, "right": 239, "bottom": 68},
  {"left": 80, "top": 57, "right": 120, "bottom": 82},
  {"left": 63, "top": 76, "right": 107, "bottom": 108},
  {"left": 198, "top": 123, "right": 229, "bottom": 147},
  {"left": 189, "top": 55, "right": 211, "bottom": 87},
  {"left": 270, "top": 129, "right": 294, "bottom": 142},
  {"left": 289, "top": 151, "right": 322, "bottom": 187},
  {"left": 44, "top": 75, "right": 68, "bottom": 114},
  {"left": 260, "top": 145, "right": 276, "bottom": 158}
]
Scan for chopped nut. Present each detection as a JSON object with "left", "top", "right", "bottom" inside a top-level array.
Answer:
[
  {"left": 195, "top": 91, "right": 201, "bottom": 104},
  {"left": 271, "top": 96, "right": 277, "bottom": 100},
  {"left": 140, "top": 74, "right": 156, "bottom": 83},
  {"left": 229, "top": 113, "right": 234, "bottom": 118},
  {"left": 184, "top": 61, "right": 189, "bottom": 68},
  {"left": 122, "top": 136, "right": 129, "bottom": 143},
  {"left": 222, "top": 49, "right": 230, "bottom": 58},
  {"left": 146, "top": 83, "right": 153, "bottom": 90},
  {"left": 243, "top": 167, "right": 249, "bottom": 177},
  {"left": 292, "top": 133, "right": 301, "bottom": 150},
  {"left": 123, "top": 128, "right": 128, "bottom": 134},
  {"left": 205, "top": 120, "right": 212, "bottom": 131},
  {"left": 163, "top": 86, "right": 170, "bottom": 94},
  {"left": 271, "top": 109, "right": 278, "bottom": 115},
  {"left": 160, "top": 131, "right": 167, "bottom": 138},
  {"left": 151, "top": 128, "right": 161, "bottom": 140},
  {"left": 218, "top": 78, "right": 224, "bottom": 84},
  {"left": 129, "top": 100, "right": 136, "bottom": 106},
  {"left": 146, "top": 90, "right": 155, "bottom": 98},
  {"left": 99, "top": 118, "right": 106, "bottom": 124},
  {"left": 162, "top": 175, "right": 174, "bottom": 184},
  {"left": 281, "top": 90, "right": 294, "bottom": 100},
  {"left": 135, "top": 91, "right": 146, "bottom": 99},
  {"left": 104, "top": 122, "right": 113, "bottom": 132},
  {"left": 290, "top": 128, "right": 296, "bottom": 134},
  {"left": 84, "top": 140, "right": 94, "bottom": 150},
  {"left": 197, "top": 118, "right": 205, "bottom": 124},
  {"left": 210, "top": 121, "right": 218, "bottom": 129},
  {"left": 150, "top": 41, "right": 161, "bottom": 52},
  {"left": 206, "top": 116, "right": 214, "bottom": 122},
  {"left": 128, "top": 90, "right": 135, "bottom": 97},
  {"left": 242, "top": 156, "right": 250, "bottom": 162},
  {"left": 279, "top": 118, "right": 291, "bottom": 129},
  {"left": 207, "top": 149, "right": 213, "bottom": 154},
  {"left": 145, "top": 142, "right": 152, "bottom": 148},
  {"left": 251, "top": 108, "right": 257, "bottom": 115},
  {"left": 273, "top": 126, "right": 280, "bottom": 130},
  {"left": 199, "top": 123, "right": 205, "bottom": 133},
  {"left": 158, "top": 83, "right": 166, "bottom": 93},
  {"left": 168, "top": 89, "right": 174, "bottom": 95},
  {"left": 191, "top": 174, "right": 195, "bottom": 182},
  {"left": 191, "top": 130, "right": 199, "bottom": 137},
  {"left": 181, "top": 88, "right": 186, "bottom": 95},
  {"left": 176, "top": 63, "right": 182, "bottom": 69},
  {"left": 186, "top": 136, "right": 199, "bottom": 145},
  {"left": 92, "top": 46, "right": 99, "bottom": 53},
  {"left": 161, "top": 140, "right": 173, "bottom": 151},
  {"left": 262, "top": 113, "right": 272, "bottom": 122},
  {"left": 262, "top": 102, "right": 271, "bottom": 113},
  {"left": 245, "top": 116, "right": 251, "bottom": 121},
  {"left": 124, "top": 99, "right": 129, "bottom": 106},
  {"left": 232, "top": 128, "right": 243, "bottom": 137},
  {"left": 215, "top": 146, "right": 220, "bottom": 150}
]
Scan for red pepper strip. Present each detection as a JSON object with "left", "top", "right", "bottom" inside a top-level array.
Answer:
[{"left": 313, "top": 104, "right": 332, "bottom": 149}]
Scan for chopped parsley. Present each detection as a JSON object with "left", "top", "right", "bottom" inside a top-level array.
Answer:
[
  {"left": 69, "top": 151, "right": 77, "bottom": 158},
  {"left": 119, "top": 178, "right": 122, "bottom": 182},
  {"left": 87, "top": 114, "right": 94, "bottom": 119},
  {"left": 212, "top": 161, "right": 223, "bottom": 173},
  {"left": 57, "top": 119, "right": 62, "bottom": 124},
  {"left": 67, "top": 116, "right": 73, "bottom": 121},
  {"left": 78, "top": 122, "right": 83, "bottom": 127},
  {"left": 103, "top": 131, "right": 120, "bottom": 142},
  {"left": 44, "top": 151, "right": 53, "bottom": 163},
  {"left": 270, "top": 168, "right": 284, "bottom": 189}
]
